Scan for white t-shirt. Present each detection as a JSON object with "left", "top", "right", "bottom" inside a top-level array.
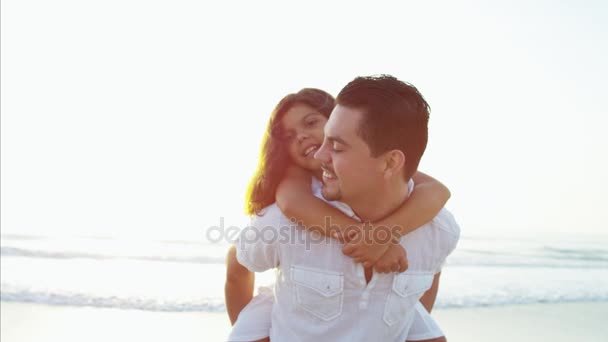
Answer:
[{"left": 234, "top": 178, "right": 460, "bottom": 342}]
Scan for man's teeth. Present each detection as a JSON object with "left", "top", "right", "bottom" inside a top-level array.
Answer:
[
  {"left": 323, "top": 170, "right": 336, "bottom": 179},
  {"left": 304, "top": 146, "right": 318, "bottom": 156}
]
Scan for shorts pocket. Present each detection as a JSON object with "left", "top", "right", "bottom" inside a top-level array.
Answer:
[
  {"left": 383, "top": 272, "right": 434, "bottom": 326},
  {"left": 291, "top": 265, "right": 344, "bottom": 321}
]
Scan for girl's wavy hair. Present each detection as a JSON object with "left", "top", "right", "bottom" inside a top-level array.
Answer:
[{"left": 245, "top": 88, "right": 335, "bottom": 216}]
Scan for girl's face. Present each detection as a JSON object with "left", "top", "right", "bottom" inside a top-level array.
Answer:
[{"left": 281, "top": 103, "right": 328, "bottom": 172}]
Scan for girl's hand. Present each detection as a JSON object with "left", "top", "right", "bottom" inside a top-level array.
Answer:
[
  {"left": 372, "top": 244, "right": 409, "bottom": 273},
  {"left": 341, "top": 226, "right": 408, "bottom": 273},
  {"left": 342, "top": 234, "right": 391, "bottom": 266}
]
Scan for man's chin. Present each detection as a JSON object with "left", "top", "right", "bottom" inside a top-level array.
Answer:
[{"left": 321, "top": 186, "right": 341, "bottom": 201}]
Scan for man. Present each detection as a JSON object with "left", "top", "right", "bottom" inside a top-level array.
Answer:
[{"left": 227, "top": 75, "right": 460, "bottom": 341}]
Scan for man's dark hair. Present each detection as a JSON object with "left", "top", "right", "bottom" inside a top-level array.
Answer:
[{"left": 336, "top": 75, "right": 430, "bottom": 180}]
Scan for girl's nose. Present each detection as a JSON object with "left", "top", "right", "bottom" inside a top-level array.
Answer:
[{"left": 297, "top": 133, "right": 309, "bottom": 143}]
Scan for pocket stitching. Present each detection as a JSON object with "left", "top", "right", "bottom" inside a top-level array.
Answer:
[
  {"left": 392, "top": 272, "right": 434, "bottom": 298},
  {"left": 291, "top": 265, "right": 344, "bottom": 297},
  {"left": 383, "top": 273, "right": 433, "bottom": 326},
  {"left": 291, "top": 265, "right": 344, "bottom": 321}
]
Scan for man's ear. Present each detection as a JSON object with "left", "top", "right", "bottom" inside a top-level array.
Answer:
[{"left": 383, "top": 150, "right": 405, "bottom": 179}]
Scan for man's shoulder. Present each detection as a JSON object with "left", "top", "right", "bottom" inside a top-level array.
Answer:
[
  {"left": 400, "top": 208, "right": 460, "bottom": 272},
  {"left": 405, "top": 208, "right": 460, "bottom": 239},
  {"left": 429, "top": 208, "right": 461, "bottom": 238}
]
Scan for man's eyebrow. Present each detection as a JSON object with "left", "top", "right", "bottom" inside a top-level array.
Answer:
[{"left": 326, "top": 135, "right": 350, "bottom": 147}]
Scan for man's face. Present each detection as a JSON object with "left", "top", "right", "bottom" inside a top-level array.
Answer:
[{"left": 314, "top": 104, "right": 385, "bottom": 203}]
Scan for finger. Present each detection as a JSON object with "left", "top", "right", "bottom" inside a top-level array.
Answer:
[
  {"left": 342, "top": 244, "right": 355, "bottom": 255},
  {"left": 346, "top": 229, "right": 358, "bottom": 241},
  {"left": 400, "top": 253, "right": 408, "bottom": 267},
  {"left": 344, "top": 249, "right": 362, "bottom": 258},
  {"left": 332, "top": 232, "right": 347, "bottom": 243},
  {"left": 362, "top": 261, "right": 373, "bottom": 268},
  {"left": 400, "top": 258, "right": 409, "bottom": 272},
  {"left": 398, "top": 259, "right": 407, "bottom": 273},
  {"left": 360, "top": 256, "right": 375, "bottom": 265},
  {"left": 346, "top": 246, "right": 366, "bottom": 258},
  {"left": 351, "top": 251, "right": 365, "bottom": 259},
  {"left": 353, "top": 254, "right": 366, "bottom": 262},
  {"left": 359, "top": 256, "right": 372, "bottom": 265},
  {"left": 375, "top": 263, "right": 387, "bottom": 273}
]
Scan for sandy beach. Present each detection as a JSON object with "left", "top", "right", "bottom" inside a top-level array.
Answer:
[{"left": 2, "top": 301, "right": 607, "bottom": 342}]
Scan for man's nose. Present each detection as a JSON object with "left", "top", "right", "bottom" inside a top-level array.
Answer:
[{"left": 314, "top": 141, "right": 330, "bottom": 162}]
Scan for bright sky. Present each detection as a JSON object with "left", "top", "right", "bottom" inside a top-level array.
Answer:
[{"left": 2, "top": 0, "right": 607, "bottom": 240}]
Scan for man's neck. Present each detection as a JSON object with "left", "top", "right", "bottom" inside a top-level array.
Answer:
[{"left": 349, "top": 180, "right": 410, "bottom": 222}]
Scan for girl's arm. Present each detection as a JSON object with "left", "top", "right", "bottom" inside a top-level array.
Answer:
[
  {"left": 276, "top": 166, "right": 450, "bottom": 269},
  {"left": 225, "top": 246, "right": 255, "bottom": 325},
  {"left": 276, "top": 165, "right": 364, "bottom": 239},
  {"left": 342, "top": 171, "right": 451, "bottom": 267},
  {"left": 277, "top": 172, "right": 406, "bottom": 272},
  {"left": 393, "top": 171, "right": 451, "bottom": 236}
]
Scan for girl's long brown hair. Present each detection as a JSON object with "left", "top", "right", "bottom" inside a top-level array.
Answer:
[{"left": 245, "top": 88, "right": 335, "bottom": 216}]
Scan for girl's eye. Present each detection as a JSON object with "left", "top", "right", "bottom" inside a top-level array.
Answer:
[
  {"left": 283, "top": 132, "right": 295, "bottom": 141},
  {"left": 331, "top": 144, "right": 342, "bottom": 153},
  {"left": 306, "top": 119, "right": 318, "bottom": 127}
]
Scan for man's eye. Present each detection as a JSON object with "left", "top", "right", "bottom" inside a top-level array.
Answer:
[{"left": 331, "top": 144, "right": 342, "bottom": 153}]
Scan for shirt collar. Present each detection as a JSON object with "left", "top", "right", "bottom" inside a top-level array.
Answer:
[{"left": 311, "top": 177, "right": 415, "bottom": 221}]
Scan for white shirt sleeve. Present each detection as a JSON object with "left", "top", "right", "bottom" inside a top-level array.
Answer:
[
  {"left": 235, "top": 206, "right": 282, "bottom": 272},
  {"left": 432, "top": 208, "right": 460, "bottom": 273},
  {"left": 406, "top": 302, "right": 445, "bottom": 341}
]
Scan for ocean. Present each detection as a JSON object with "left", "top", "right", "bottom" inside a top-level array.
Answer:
[{"left": 1, "top": 232, "right": 607, "bottom": 312}]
